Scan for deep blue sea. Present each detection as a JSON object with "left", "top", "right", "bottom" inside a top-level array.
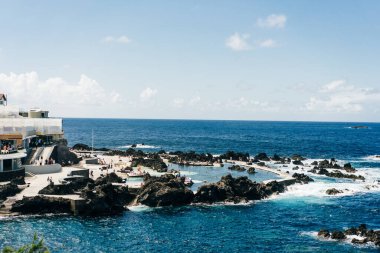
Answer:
[{"left": 1, "top": 119, "right": 379, "bottom": 252}]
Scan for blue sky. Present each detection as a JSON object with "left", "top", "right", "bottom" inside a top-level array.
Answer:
[{"left": 0, "top": 0, "right": 379, "bottom": 121}]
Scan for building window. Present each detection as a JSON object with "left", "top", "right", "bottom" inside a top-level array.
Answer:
[{"left": 3, "top": 159, "right": 12, "bottom": 171}]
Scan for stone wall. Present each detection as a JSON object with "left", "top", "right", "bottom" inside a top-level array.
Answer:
[
  {"left": 0, "top": 168, "right": 25, "bottom": 182},
  {"left": 24, "top": 164, "right": 62, "bottom": 174}
]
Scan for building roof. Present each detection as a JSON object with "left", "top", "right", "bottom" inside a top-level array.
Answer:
[{"left": 0, "top": 94, "right": 7, "bottom": 101}]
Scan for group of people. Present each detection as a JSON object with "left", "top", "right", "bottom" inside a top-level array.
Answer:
[
  {"left": 32, "top": 156, "right": 56, "bottom": 166},
  {"left": 30, "top": 138, "right": 51, "bottom": 148},
  {"left": 46, "top": 176, "right": 53, "bottom": 184},
  {"left": 1, "top": 143, "right": 16, "bottom": 153}
]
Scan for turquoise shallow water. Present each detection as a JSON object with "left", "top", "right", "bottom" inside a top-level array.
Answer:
[{"left": 1, "top": 119, "right": 379, "bottom": 252}]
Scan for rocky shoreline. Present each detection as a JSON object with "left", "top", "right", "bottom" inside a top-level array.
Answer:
[
  {"left": 318, "top": 224, "right": 380, "bottom": 247},
  {"left": 0, "top": 143, "right": 377, "bottom": 250},
  {"left": 2, "top": 145, "right": 370, "bottom": 215},
  {"left": 10, "top": 173, "right": 136, "bottom": 216},
  {"left": 6, "top": 170, "right": 316, "bottom": 216}
]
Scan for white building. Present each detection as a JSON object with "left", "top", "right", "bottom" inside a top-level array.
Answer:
[{"left": 0, "top": 93, "right": 64, "bottom": 179}]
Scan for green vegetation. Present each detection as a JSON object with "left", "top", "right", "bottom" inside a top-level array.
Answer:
[{"left": 2, "top": 234, "right": 49, "bottom": 253}]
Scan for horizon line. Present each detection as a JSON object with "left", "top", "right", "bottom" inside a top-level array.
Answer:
[{"left": 57, "top": 116, "right": 380, "bottom": 124}]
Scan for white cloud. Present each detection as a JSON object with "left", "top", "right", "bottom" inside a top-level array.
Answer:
[
  {"left": 140, "top": 87, "right": 157, "bottom": 101},
  {"left": 305, "top": 80, "right": 380, "bottom": 113},
  {"left": 189, "top": 96, "right": 201, "bottom": 106},
  {"left": 172, "top": 98, "right": 185, "bottom": 108},
  {"left": 257, "top": 14, "right": 287, "bottom": 28},
  {"left": 226, "top": 33, "right": 251, "bottom": 51},
  {"left": 225, "top": 97, "right": 276, "bottom": 112},
  {"left": 258, "top": 39, "right": 277, "bottom": 48},
  {"left": 319, "top": 79, "right": 354, "bottom": 92},
  {"left": 0, "top": 72, "right": 121, "bottom": 107},
  {"left": 102, "top": 35, "right": 131, "bottom": 44}
]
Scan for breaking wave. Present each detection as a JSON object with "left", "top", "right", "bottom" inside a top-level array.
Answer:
[{"left": 117, "top": 144, "right": 160, "bottom": 149}]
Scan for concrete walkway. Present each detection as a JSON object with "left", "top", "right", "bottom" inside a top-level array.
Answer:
[{"left": 227, "top": 160, "right": 292, "bottom": 178}]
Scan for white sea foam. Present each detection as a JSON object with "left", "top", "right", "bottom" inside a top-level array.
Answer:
[
  {"left": 302, "top": 231, "right": 377, "bottom": 248},
  {"left": 117, "top": 144, "right": 160, "bottom": 149},
  {"left": 264, "top": 158, "right": 380, "bottom": 200},
  {"left": 191, "top": 200, "right": 255, "bottom": 207},
  {"left": 364, "top": 155, "right": 380, "bottom": 161},
  {"left": 277, "top": 180, "right": 380, "bottom": 200},
  {"left": 176, "top": 170, "right": 198, "bottom": 176},
  {"left": 127, "top": 205, "right": 155, "bottom": 212}
]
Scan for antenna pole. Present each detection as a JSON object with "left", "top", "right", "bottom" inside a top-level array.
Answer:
[{"left": 92, "top": 129, "right": 94, "bottom": 155}]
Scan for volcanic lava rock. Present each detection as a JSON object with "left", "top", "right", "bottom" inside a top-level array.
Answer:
[
  {"left": 291, "top": 154, "right": 306, "bottom": 161},
  {"left": 271, "top": 154, "right": 282, "bottom": 161},
  {"left": 351, "top": 238, "right": 368, "bottom": 244},
  {"left": 79, "top": 183, "right": 135, "bottom": 216},
  {"left": 136, "top": 174, "right": 194, "bottom": 207},
  {"left": 326, "top": 170, "right": 365, "bottom": 181},
  {"left": 292, "top": 160, "right": 304, "bottom": 166},
  {"left": 228, "top": 165, "right": 246, "bottom": 172},
  {"left": 263, "top": 180, "right": 286, "bottom": 195},
  {"left": 168, "top": 151, "right": 215, "bottom": 165},
  {"left": 331, "top": 231, "right": 346, "bottom": 240},
  {"left": 131, "top": 156, "right": 168, "bottom": 172},
  {"left": 193, "top": 174, "right": 287, "bottom": 204},
  {"left": 11, "top": 196, "right": 71, "bottom": 214},
  {"left": 39, "top": 177, "right": 94, "bottom": 195},
  {"left": 318, "top": 229, "right": 330, "bottom": 238},
  {"left": 343, "top": 163, "right": 356, "bottom": 173},
  {"left": 72, "top": 143, "right": 91, "bottom": 151},
  {"left": 219, "top": 151, "right": 250, "bottom": 162},
  {"left": 254, "top": 153, "right": 270, "bottom": 161},
  {"left": 0, "top": 182, "right": 21, "bottom": 201},
  {"left": 292, "top": 173, "right": 314, "bottom": 184},
  {"left": 95, "top": 172, "right": 123, "bottom": 185},
  {"left": 318, "top": 225, "right": 380, "bottom": 247},
  {"left": 314, "top": 168, "right": 365, "bottom": 181},
  {"left": 326, "top": 188, "right": 343, "bottom": 195},
  {"left": 247, "top": 167, "right": 256, "bottom": 174},
  {"left": 51, "top": 144, "right": 81, "bottom": 165}
]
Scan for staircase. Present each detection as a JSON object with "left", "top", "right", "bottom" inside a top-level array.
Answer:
[
  {"left": 29, "top": 147, "right": 43, "bottom": 165},
  {"left": 41, "top": 146, "right": 55, "bottom": 163},
  {"left": 28, "top": 146, "right": 55, "bottom": 165},
  {"left": 25, "top": 148, "right": 37, "bottom": 165}
]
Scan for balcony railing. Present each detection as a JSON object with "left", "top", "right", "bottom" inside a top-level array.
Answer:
[
  {"left": 0, "top": 149, "right": 18, "bottom": 155},
  {"left": 0, "top": 118, "right": 63, "bottom": 137}
]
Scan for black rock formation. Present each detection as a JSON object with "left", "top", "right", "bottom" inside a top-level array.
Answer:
[
  {"left": 0, "top": 182, "right": 21, "bottom": 201},
  {"left": 193, "top": 174, "right": 287, "bottom": 204},
  {"left": 254, "top": 153, "right": 270, "bottom": 161},
  {"left": 136, "top": 174, "right": 194, "bottom": 207},
  {"left": 326, "top": 188, "right": 343, "bottom": 195},
  {"left": 228, "top": 165, "right": 246, "bottom": 172},
  {"left": 292, "top": 173, "right": 314, "bottom": 184},
  {"left": 11, "top": 196, "right": 71, "bottom": 214}
]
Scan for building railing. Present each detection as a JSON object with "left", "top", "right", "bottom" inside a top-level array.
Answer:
[
  {"left": 0, "top": 149, "right": 18, "bottom": 155},
  {"left": 0, "top": 118, "right": 63, "bottom": 137}
]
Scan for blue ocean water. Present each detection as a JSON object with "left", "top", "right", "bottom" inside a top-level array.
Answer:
[
  {"left": 1, "top": 119, "right": 380, "bottom": 252},
  {"left": 64, "top": 119, "right": 380, "bottom": 160}
]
